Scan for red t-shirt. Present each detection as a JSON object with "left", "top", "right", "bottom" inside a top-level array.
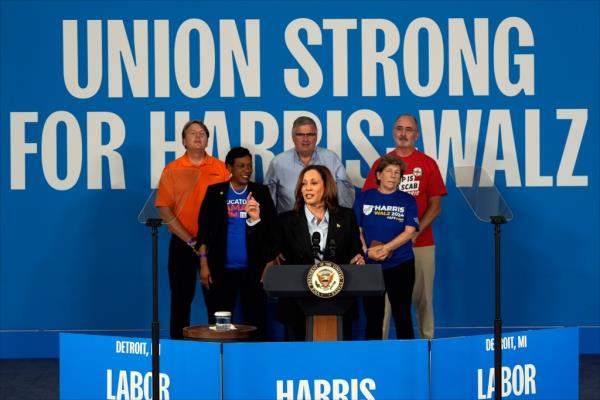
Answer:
[{"left": 363, "top": 150, "right": 447, "bottom": 247}]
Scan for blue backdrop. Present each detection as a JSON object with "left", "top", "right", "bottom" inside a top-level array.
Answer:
[{"left": 1, "top": 0, "right": 598, "bottom": 356}]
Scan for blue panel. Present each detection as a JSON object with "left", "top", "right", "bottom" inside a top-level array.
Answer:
[
  {"left": 430, "top": 328, "right": 579, "bottom": 399},
  {"left": 223, "top": 340, "right": 429, "bottom": 400},
  {"left": 59, "top": 333, "right": 221, "bottom": 400}
]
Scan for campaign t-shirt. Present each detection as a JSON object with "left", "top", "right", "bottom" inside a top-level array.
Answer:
[
  {"left": 362, "top": 150, "right": 447, "bottom": 247},
  {"left": 225, "top": 186, "right": 248, "bottom": 269},
  {"left": 354, "top": 189, "right": 419, "bottom": 269}
]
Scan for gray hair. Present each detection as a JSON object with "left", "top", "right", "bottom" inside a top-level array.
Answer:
[
  {"left": 394, "top": 113, "right": 419, "bottom": 132},
  {"left": 292, "top": 116, "right": 317, "bottom": 133}
]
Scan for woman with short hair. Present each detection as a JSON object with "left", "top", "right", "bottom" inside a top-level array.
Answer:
[
  {"left": 196, "top": 147, "right": 277, "bottom": 340},
  {"left": 355, "top": 155, "right": 419, "bottom": 339}
]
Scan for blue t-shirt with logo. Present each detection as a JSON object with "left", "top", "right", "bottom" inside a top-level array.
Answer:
[
  {"left": 225, "top": 186, "right": 248, "bottom": 269},
  {"left": 354, "top": 188, "right": 419, "bottom": 269}
]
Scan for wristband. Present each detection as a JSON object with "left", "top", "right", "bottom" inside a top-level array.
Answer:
[{"left": 198, "top": 253, "right": 207, "bottom": 258}]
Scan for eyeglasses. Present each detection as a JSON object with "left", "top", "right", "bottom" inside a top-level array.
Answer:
[
  {"left": 394, "top": 126, "right": 416, "bottom": 134},
  {"left": 295, "top": 132, "right": 317, "bottom": 138}
]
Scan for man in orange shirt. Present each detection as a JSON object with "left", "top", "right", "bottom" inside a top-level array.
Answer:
[{"left": 155, "top": 120, "right": 229, "bottom": 339}]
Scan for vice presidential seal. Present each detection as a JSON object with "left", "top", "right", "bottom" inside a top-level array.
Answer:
[{"left": 306, "top": 261, "right": 345, "bottom": 298}]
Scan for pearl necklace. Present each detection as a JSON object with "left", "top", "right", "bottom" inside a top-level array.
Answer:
[{"left": 229, "top": 182, "right": 248, "bottom": 195}]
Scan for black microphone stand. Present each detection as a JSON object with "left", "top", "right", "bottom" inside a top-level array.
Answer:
[
  {"left": 145, "top": 218, "right": 162, "bottom": 400},
  {"left": 326, "top": 239, "right": 336, "bottom": 261},
  {"left": 311, "top": 232, "right": 322, "bottom": 261},
  {"left": 491, "top": 215, "right": 506, "bottom": 400},
  {"left": 450, "top": 166, "right": 512, "bottom": 400}
]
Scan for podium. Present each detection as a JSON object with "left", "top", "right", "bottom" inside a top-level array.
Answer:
[{"left": 263, "top": 264, "right": 384, "bottom": 341}]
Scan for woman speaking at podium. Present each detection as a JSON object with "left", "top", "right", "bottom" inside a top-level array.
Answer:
[
  {"left": 264, "top": 165, "right": 365, "bottom": 341},
  {"left": 354, "top": 155, "right": 419, "bottom": 340}
]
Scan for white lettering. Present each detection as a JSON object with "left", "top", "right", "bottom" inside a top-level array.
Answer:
[
  {"left": 477, "top": 364, "right": 537, "bottom": 399},
  {"left": 107, "top": 20, "right": 149, "bottom": 98},
  {"left": 420, "top": 109, "right": 481, "bottom": 183},
  {"left": 204, "top": 111, "right": 232, "bottom": 161},
  {"left": 63, "top": 20, "right": 103, "bottom": 98},
  {"left": 420, "top": 108, "right": 589, "bottom": 188},
  {"left": 297, "top": 379, "right": 312, "bottom": 399},
  {"left": 276, "top": 380, "right": 294, "bottom": 400},
  {"left": 284, "top": 18, "right": 323, "bottom": 98},
  {"left": 106, "top": 369, "right": 170, "bottom": 400},
  {"left": 359, "top": 378, "right": 376, "bottom": 400},
  {"left": 346, "top": 109, "right": 384, "bottom": 187},
  {"left": 41, "top": 111, "right": 83, "bottom": 190},
  {"left": 61, "top": 17, "right": 537, "bottom": 99},
  {"left": 174, "top": 19, "right": 215, "bottom": 98},
  {"left": 87, "top": 112, "right": 126, "bottom": 189},
  {"left": 404, "top": 18, "right": 444, "bottom": 97},
  {"left": 276, "top": 378, "right": 376, "bottom": 400},
  {"left": 361, "top": 19, "right": 400, "bottom": 96},
  {"left": 149, "top": 111, "right": 187, "bottom": 188},
  {"left": 219, "top": 20, "right": 261, "bottom": 97},
  {"left": 240, "top": 111, "right": 279, "bottom": 181},
  {"left": 331, "top": 379, "right": 349, "bottom": 400},
  {"left": 556, "top": 109, "right": 588, "bottom": 186},
  {"left": 494, "top": 17, "right": 535, "bottom": 96},
  {"left": 314, "top": 379, "right": 330, "bottom": 400},
  {"left": 480, "top": 110, "right": 521, "bottom": 186},
  {"left": 323, "top": 19, "right": 357, "bottom": 97},
  {"left": 115, "top": 340, "right": 148, "bottom": 355},
  {"left": 10, "top": 112, "right": 39, "bottom": 190},
  {"left": 517, "top": 335, "right": 528, "bottom": 348},
  {"left": 524, "top": 109, "right": 552, "bottom": 186},
  {"left": 448, "top": 18, "right": 489, "bottom": 96},
  {"left": 154, "top": 20, "right": 170, "bottom": 97}
]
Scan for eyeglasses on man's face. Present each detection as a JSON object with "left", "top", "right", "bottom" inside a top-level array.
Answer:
[
  {"left": 294, "top": 132, "right": 317, "bottom": 138},
  {"left": 394, "top": 126, "right": 417, "bottom": 134}
]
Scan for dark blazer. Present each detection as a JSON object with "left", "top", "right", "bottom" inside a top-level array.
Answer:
[
  {"left": 272, "top": 206, "right": 364, "bottom": 327},
  {"left": 197, "top": 181, "right": 277, "bottom": 281},
  {"left": 275, "top": 206, "right": 363, "bottom": 266}
]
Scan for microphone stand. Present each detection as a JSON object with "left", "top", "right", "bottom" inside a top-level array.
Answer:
[
  {"left": 449, "top": 166, "right": 513, "bottom": 400},
  {"left": 327, "top": 239, "right": 336, "bottom": 261},
  {"left": 491, "top": 215, "right": 506, "bottom": 400},
  {"left": 145, "top": 218, "right": 162, "bottom": 400},
  {"left": 312, "top": 232, "right": 322, "bottom": 261}
]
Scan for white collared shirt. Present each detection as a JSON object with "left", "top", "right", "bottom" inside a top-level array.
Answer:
[{"left": 304, "top": 205, "right": 329, "bottom": 263}]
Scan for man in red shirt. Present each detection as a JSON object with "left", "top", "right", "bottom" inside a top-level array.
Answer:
[{"left": 363, "top": 114, "right": 447, "bottom": 339}]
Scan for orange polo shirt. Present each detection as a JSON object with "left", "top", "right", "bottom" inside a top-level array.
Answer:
[{"left": 155, "top": 153, "right": 229, "bottom": 236}]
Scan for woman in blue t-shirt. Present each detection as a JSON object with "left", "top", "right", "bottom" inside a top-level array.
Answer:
[
  {"left": 354, "top": 155, "right": 420, "bottom": 339},
  {"left": 196, "top": 147, "right": 277, "bottom": 340}
]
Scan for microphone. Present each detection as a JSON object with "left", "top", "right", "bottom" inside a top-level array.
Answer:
[
  {"left": 326, "top": 239, "right": 336, "bottom": 260},
  {"left": 311, "top": 231, "right": 322, "bottom": 261}
]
